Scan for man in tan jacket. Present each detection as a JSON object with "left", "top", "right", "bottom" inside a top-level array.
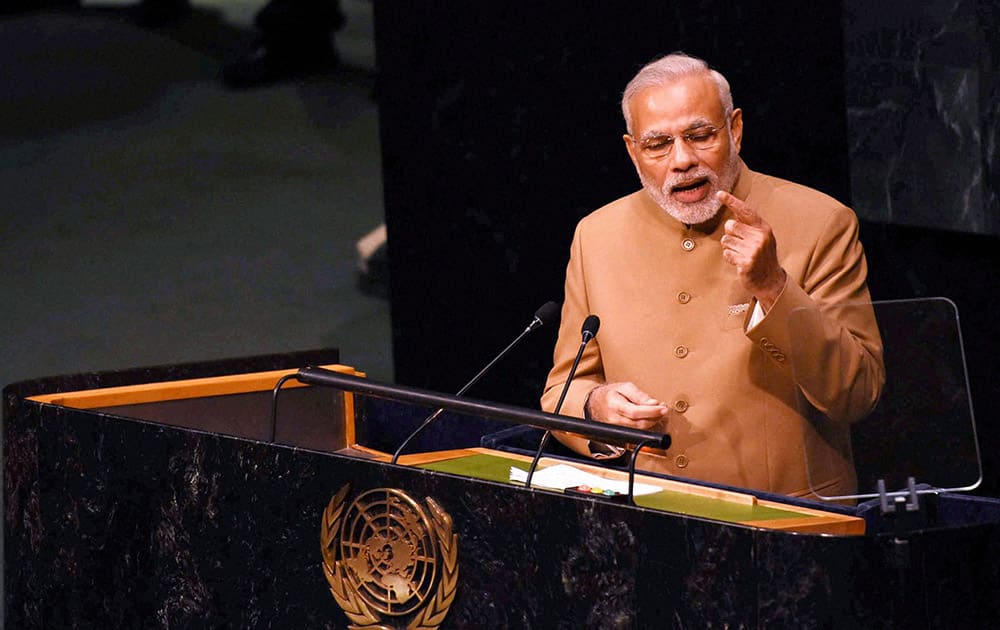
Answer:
[{"left": 542, "top": 53, "right": 884, "bottom": 498}]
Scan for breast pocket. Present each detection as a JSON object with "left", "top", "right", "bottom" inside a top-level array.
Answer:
[{"left": 719, "top": 286, "right": 753, "bottom": 331}]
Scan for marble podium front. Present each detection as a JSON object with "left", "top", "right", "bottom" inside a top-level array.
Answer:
[{"left": 5, "top": 351, "right": 1000, "bottom": 628}]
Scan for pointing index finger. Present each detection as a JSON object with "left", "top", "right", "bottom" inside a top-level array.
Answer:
[{"left": 716, "top": 190, "right": 760, "bottom": 226}]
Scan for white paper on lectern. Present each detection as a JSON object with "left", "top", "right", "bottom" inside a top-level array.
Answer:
[{"left": 509, "top": 464, "right": 661, "bottom": 496}]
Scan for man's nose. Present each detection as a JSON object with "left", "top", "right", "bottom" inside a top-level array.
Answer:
[{"left": 670, "top": 138, "right": 699, "bottom": 171}]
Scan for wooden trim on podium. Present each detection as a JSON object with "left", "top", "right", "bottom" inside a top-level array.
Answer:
[
  {"left": 747, "top": 500, "right": 866, "bottom": 535},
  {"left": 27, "top": 364, "right": 363, "bottom": 409},
  {"left": 27, "top": 364, "right": 364, "bottom": 447}
]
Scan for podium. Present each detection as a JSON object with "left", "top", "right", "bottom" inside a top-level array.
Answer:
[{"left": 5, "top": 347, "right": 1000, "bottom": 628}]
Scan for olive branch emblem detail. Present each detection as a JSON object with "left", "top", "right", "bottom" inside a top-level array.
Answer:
[{"left": 321, "top": 485, "right": 458, "bottom": 630}]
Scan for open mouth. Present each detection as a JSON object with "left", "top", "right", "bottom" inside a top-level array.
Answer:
[
  {"left": 671, "top": 178, "right": 710, "bottom": 201},
  {"left": 672, "top": 178, "right": 708, "bottom": 192}
]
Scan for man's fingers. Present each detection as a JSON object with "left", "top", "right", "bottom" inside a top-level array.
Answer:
[
  {"left": 589, "top": 382, "right": 669, "bottom": 426},
  {"left": 616, "top": 382, "right": 663, "bottom": 407},
  {"left": 723, "top": 219, "right": 750, "bottom": 242},
  {"left": 611, "top": 384, "right": 668, "bottom": 420},
  {"left": 607, "top": 402, "right": 664, "bottom": 429},
  {"left": 615, "top": 417, "right": 661, "bottom": 430},
  {"left": 717, "top": 190, "right": 760, "bottom": 226}
]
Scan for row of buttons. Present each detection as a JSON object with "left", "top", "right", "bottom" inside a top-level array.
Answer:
[{"left": 673, "top": 235, "right": 697, "bottom": 469}]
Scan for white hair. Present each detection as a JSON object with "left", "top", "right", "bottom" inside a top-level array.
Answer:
[{"left": 621, "top": 53, "right": 734, "bottom": 134}]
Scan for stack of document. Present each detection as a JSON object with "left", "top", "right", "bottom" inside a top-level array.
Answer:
[{"left": 509, "top": 464, "right": 660, "bottom": 496}]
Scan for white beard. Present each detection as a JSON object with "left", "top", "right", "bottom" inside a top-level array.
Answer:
[{"left": 641, "top": 146, "right": 741, "bottom": 225}]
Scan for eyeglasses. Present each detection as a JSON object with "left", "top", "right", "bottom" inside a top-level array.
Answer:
[{"left": 631, "top": 119, "right": 728, "bottom": 159}]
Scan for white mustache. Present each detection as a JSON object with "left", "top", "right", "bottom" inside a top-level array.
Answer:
[{"left": 666, "top": 170, "right": 716, "bottom": 193}]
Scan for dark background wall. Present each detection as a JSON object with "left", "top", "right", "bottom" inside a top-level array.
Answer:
[
  {"left": 844, "top": 0, "right": 999, "bottom": 234},
  {"left": 375, "top": 0, "right": 849, "bottom": 400},
  {"left": 374, "top": 2, "right": 1000, "bottom": 496}
]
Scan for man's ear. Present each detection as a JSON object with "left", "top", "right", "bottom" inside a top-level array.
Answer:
[
  {"left": 730, "top": 108, "right": 744, "bottom": 153},
  {"left": 623, "top": 133, "right": 640, "bottom": 169}
]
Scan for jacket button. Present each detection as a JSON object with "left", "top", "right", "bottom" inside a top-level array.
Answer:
[
  {"left": 673, "top": 399, "right": 689, "bottom": 413},
  {"left": 675, "top": 454, "right": 689, "bottom": 468},
  {"left": 681, "top": 238, "right": 696, "bottom": 251},
  {"left": 759, "top": 337, "right": 786, "bottom": 362},
  {"left": 673, "top": 345, "right": 689, "bottom": 358},
  {"left": 677, "top": 291, "right": 691, "bottom": 304}
]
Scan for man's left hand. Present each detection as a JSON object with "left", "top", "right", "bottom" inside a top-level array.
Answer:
[{"left": 717, "top": 190, "right": 787, "bottom": 311}]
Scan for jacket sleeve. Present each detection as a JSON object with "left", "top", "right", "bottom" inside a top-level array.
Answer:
[
  {"left": 746, "top": 206, "right": 885, "bottom": 423},
  {"left": 540, "top": 223, "right": 609, "bottom": 456}
]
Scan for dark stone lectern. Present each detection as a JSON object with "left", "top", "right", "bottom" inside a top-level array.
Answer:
[{"left": 5, "top": 350, "right": 1000, "bottom": 628}]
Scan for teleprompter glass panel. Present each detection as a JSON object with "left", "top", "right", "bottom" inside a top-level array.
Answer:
[{"left": 789, "top": 298, "right": 981, "bottom": 502}]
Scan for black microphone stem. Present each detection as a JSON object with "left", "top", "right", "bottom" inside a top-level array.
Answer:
[
  {"left": 457, "top": 324, "right": 535, "bottom": 398},
  {"left": 389, "top": 301, "right": 558, "bottom": 466},
  {"left": 525, "top": 320, "right": 595, "bottom": 488},
  {"left": 627, "top": 438, "right": 658, "bottom": 504},
  {"left": 391, "top": 324, "right": 535, "bottom": 465},
  {"left": 269, "top": 373, "right": 298, "bottom": 444}
]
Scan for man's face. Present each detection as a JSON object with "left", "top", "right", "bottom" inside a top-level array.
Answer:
[{"left": 623, "top": 74, "right": 743, "bottom": 225}]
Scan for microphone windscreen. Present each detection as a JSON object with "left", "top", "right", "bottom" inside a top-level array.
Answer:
[
  {"left": 581, "top": 314, "right": 600, "bottom": 339},
  {"left": 534, "top": 301, "right": 561, "bottom": 327}
]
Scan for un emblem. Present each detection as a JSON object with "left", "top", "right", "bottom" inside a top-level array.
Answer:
[{"left": 321, "top": 485, "right": 458, "bottom": 629}]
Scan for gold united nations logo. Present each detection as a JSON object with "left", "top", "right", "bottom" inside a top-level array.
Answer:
[{"left": 321, "top": 485, "right": 458, "bottom": 629}]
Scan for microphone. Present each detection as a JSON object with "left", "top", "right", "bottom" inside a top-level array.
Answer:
[
  {"left": 579, "top": 315, "right": 600, "bottom": 343},
  {"left": 555, "top": 314, "right": 599, "bottom": 415},
  {"left": 390, "top": 300, "right": 560, "bottom": 464},
  {"left": 527, "top": 300, "right": 560, "bottom": 334},
  {"left": 525, "top": 314, "right": 600, "bottom": 487}
]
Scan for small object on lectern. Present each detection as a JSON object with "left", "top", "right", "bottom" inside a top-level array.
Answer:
[{"left": 564, "top": 485, "right": 629, "bottom": 503}]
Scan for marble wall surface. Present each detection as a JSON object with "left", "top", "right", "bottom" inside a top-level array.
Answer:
[{"left": 844, "top": 0, "right": 1000, "bottom": 234}]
